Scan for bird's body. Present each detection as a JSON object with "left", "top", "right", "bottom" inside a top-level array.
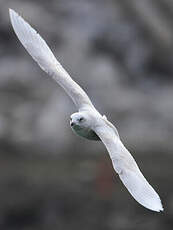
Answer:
[{"left": 9, "top": 9, "right": 163, "bottom": 212}]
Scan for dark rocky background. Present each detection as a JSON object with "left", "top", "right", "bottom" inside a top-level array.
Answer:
[{"left": 0, "top": 0, "right": 173, "bottom": 229}]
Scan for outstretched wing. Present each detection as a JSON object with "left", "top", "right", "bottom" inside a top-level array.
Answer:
[
  {"left": 94, "top": 124, "right": 163, "bottom": 212},
  {"left": 9, "top": 9, "right": 95, "bottom": 111}
]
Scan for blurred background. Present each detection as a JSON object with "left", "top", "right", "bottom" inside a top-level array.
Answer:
[{"left": 0, "top": 0, "right": 173, "bottom": 229}]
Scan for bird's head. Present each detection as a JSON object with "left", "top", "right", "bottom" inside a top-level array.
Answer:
[{"left": 70, "top": 112, "right": 90, "bottom": 129}]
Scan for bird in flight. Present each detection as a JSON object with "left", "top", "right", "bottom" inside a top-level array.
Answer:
[{"left": 9, "top": 9, "right": 163, "bottom": 212}]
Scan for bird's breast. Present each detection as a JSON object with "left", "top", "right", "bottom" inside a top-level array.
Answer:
[{"left": 71, "top": 125, "right": 100, "bottom": 141}]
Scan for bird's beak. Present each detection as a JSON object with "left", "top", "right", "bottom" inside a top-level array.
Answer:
[{"left": 70, "top": 121, "right": 74, "bottom": 127}]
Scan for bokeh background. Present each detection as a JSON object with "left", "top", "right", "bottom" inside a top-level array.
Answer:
[{"left": 0, "top": 0, "right": 173, "bottom": 229}]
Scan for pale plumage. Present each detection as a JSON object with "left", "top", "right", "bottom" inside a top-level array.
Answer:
[{"left": 9, "top": 9, "right": 163, "bottom": 212}]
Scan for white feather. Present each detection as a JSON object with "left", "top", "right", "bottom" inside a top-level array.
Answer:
[
  {"left": 95, "top": 125, "right": 163, "bottom": 212},
  {"left": 9, "top": 9, "right": 95, "bottom": 111}
]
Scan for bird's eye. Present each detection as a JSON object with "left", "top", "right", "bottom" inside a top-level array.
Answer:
[
  {"left": 79, "top": 117, "right": 84, "bottom": 122},
  {"left": 70, "top": 117, "right": 72, "bottom": 121}
]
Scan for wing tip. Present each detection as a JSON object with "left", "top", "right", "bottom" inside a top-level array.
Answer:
[
  {"left": 152, "top": 201, "right": 164, "bottom": 213},
  {"left": 150, "top": 205, "right": 164, "bottom": 212},
  {"left": 151, "top": 207, "right": 164, "bottom": 212},
  {"left": 144, "top": 194, "right": 164, "bottom": 212},
  {"left": 119, "top": 167, "right": 164, "bottom": 213},
  {"left": 9, "top": 8, "right": 17, "bottom": 18},
  {"left": 9, "top": 8, "right": 13, "bottom": 14},
  {"left": 9, "top": 8, "right": 19, "bottom": 27}
]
